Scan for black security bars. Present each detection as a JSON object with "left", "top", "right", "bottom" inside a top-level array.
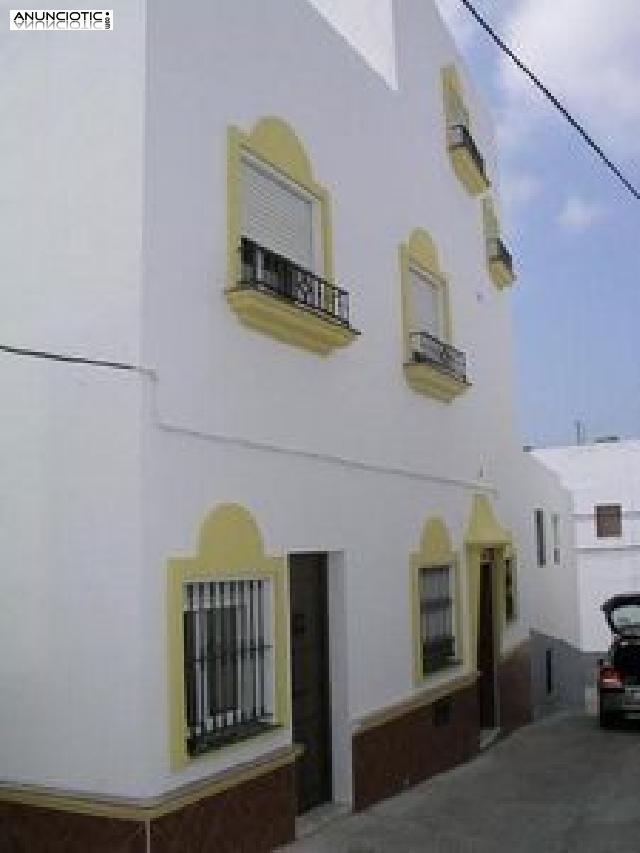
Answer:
[
  {"left": 239, "top": 237, "right": 351, "bottom": 326},
  {"left": 183, "top": 579, "right": 273, "bottom": 756}
]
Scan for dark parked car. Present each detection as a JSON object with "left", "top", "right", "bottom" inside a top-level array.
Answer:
[{"left": 598, "top": 594, "right": 640, "bottom": 727}]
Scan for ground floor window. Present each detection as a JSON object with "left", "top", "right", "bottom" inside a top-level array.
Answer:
[
  {"left": 419, "top": 565, "right": 458, "bottom": 675},
  {"left": 183, "top": 579, "right": 274, "bottom": 756},
  {"left": 505, "top": 554, "right": 517, "bottom": 623}
]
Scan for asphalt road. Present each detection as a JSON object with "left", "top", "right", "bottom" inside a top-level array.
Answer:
[{"left": 281, "top": 713, "right": 640, "bottom": 852}]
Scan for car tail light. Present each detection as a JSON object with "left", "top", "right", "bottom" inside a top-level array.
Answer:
[{"left": 600, "top": 666, "right": 623, "bottom": 687}]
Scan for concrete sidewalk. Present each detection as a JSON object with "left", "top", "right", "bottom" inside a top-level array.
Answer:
[{"left": 280, "top": 714, "right": 640, "bottom": 852}]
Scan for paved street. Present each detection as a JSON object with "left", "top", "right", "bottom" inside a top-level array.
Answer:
[{"left": 282, "top": 714, "right": 640, "bottom": 852}]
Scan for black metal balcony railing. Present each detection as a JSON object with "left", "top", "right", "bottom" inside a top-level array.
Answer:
[
  {"left": 487, "top": 237, "right": 514, "bottom": 277},
  {"left": 447, "top": 123, "right": 487, "bottom": 184},
  {"left": 409, "top": 331, "right": 467, "bottom": 383},
  {"left": 239, "top": 237, "right": 351, "bottom": 326}
]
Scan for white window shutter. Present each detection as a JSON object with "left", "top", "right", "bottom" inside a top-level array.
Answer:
[
  {"left": 241, "top": 159, "right": 314, "bottom": 271},
  {"left": 410, "top": 268, "right": 441, "bottom": 339}
]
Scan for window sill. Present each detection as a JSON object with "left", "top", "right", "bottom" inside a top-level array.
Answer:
[
  {"left": 404, "top": 361, "right": 471, "bottom": 403},
  {"left": 448, "top": 144, "right": 490, "bottom": 197},
  {"left": 488, "top": 257, "right": 515, "bottom": 289},
  {"left": 188, "top": 721, "right": 280, "bottom": 759},
  {"left": 226, "top": 286, "right": 360, "bottom": 355}
]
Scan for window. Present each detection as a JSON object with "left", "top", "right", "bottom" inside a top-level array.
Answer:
[
  {"left": 241, "top": 156, "right": 315, "bottom": 273},
  {"left": 226, "top": 119, "right": 358, "bottom": 354},
  {"left": 534, "top": 508, "right": 546, "bottom": 566},
  {"left": 552, "top": 513, "right": 560, "bottom": 564},
  {"left": 483, "top": 197, "right": 515, "bottom": 289},
  {"left": 442, "top": 65, "right": 489, "bottom": 196},
  {"left": 419, "top": 565, "right": 458, "bottom": 675},
  {"left": 410, "top": 267, "right": 443, "bottom": 340},
  {"left": 505, "top": 554, "right": 517, "bottom": 622},
  {"left": 595, "top": 504, "right": 622, "bottom": 538},
  {"left": 545, "top": 648, "right": 554, "bottom": 695},
  {"left": 183, "top": 579, "right": 274, "bottom": 756},
  {"left": 401, "top": 229, "right": 469, "bottom": 401}
]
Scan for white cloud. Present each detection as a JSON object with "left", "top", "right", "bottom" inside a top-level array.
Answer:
[
  {"left": 498, "top": 0, "right": 640, "bottom": 160},
  {"left": 501, "top": 171, "right": 542, "bottom": 217},
  {"left": 557, "top": 195, "right": 606, "bottom": 232}
]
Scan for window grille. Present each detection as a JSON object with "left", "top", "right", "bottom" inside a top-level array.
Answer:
[
  {"left": 420, "top": 565, "right": 456, "bottom": 675},
  {"left": 183, "top": 579, "right": 274, "bottom": 756},
  {"left": 505, "top": 556, "right": 516, "bottom": 622}
]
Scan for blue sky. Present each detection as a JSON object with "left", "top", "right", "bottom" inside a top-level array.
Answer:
[{"left": 436, "top": 0, "right": 640, "bottom": 447}]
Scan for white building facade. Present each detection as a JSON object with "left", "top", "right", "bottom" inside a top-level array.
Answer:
[
  {"left": 532, "top": 440, "right": 640, "bottom": 712},
  {"left": 0, "top": 1, "right": 532, "bottom": 849}
]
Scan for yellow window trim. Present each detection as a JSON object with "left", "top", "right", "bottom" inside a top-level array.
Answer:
[
  {"left": 167, "top": 503, "right": 290, "bottom": 770},
  {"left": 483, "top": 197, "right": 515, "bottom": 289},
  {"left": 400, "top": 228, "right": 470, "bottom": 402},
  {"left": 226, "top": 117, "right": 358, "bottom": 354},
  {"left": 410, "top": 517, "right": 464, "bottom": 685},
  {"left": 442, "top": 65, "right": 490, "bottom": 197}
]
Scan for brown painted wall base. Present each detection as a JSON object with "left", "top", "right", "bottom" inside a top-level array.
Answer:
[
  {"left": 499, "top": 642, "right": 533, "bottom": 734},
  {"left": 150, "top": 763, "right": 295, "bottom": 853},
  {"left": 352, "top": 682, "right": 480, "bottom": 811},
  {"left": 0, "top": 804, "right": 146, "bottom": 853},
  {"left": 0, "top": 763, "right": 296, "bottom": 853}
]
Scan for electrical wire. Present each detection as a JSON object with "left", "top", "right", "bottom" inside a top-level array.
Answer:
[{"left": 459, "top": 0, "right": 640, "bottom": 203}]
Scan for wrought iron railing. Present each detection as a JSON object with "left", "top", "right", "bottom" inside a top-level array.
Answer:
[
  {"left": 183, "top": 579, "right": 274, "bottom": 756},
  {"left": 239, "top": 237, "right": 351, "bottom": 326},
  {"left": 487, "top": 237, "right": 514, "bottom": 277},
  {"left": 409, "top": 331, "right": 467, "bottom": 383},
  {"left": 447, "top": 123, "right": 487, "bottom": 184}
]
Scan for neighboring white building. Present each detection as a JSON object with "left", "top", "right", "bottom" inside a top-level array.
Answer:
[
  {"left": 1, "top": 1, "right": 532, "bottom": 850},
  {"left": 531, "top": 439, "right": 640, "bottom": 712}
]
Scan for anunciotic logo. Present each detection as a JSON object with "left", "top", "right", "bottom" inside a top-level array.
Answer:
[{"left": 10, "top": 10, "right": 113, "bottom": 30}]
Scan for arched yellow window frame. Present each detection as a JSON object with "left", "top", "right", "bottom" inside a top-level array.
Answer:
[
  {"left": 483, "top": 196, "right": 516, "bottom": 289},
  {"left": 225, "top": 117, "right": 358, "bottom": 354},
  {"left": 167, "top": 503, "right": 290, "bottom": 769},
  {"left": 410, "top": 517, "right": 464, "bottom": 685},
  {"left": 400, "top": 228, "right": 470, "bottom": 401},
  {"left": 442, "top": 65, "right": 490, "bottom": 196}
]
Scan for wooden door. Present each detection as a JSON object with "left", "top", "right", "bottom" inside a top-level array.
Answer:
[{"left": 289, "top": 554, "right": 331, "bottom": 813}]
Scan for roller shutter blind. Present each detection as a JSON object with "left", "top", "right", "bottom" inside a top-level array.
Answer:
[
  {"left": 410, "top": 268, "right": 441, "bottom": 338},
  {"left": 241, "top": 158, "right": 314, "bottom": 271}
]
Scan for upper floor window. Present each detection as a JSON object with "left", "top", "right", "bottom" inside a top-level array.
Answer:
[
  {"left": 534, "top": 508, "right": 546, "bottom": 567},
  {"left": 401, "top": 228, "right": 470, "bottom": 402},
  {"left": 483, "top": 197, "right": 515, "bottom": 289},
  {"left": 442, "top": 65, "right": 490, "bottom": 196},
  {"left": 595, "top": 504, "right": 622, "bottom": 538},
  {"left": 226, "top": 118, "right": 359, "bottom": 355},
  {"left": 551, "top": 512, "right": 561, "bottom": 564}
]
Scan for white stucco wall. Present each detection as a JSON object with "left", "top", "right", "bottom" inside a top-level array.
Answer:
[
  {"left": 520, "top": 453, "right": 580, "bottom": 649},
  {"left": 1, "top": 0, "right": 532, "bottom": 800},
  {"left": 535, "top": 442, "right": 640, "bottom": 652},
  {"left": 0, "top": 356, "right": 145, "bottom": 795},
  {"left": 0, "top": 0, "right": 145, "bottom": 363},
  {"left": 140, "top": 0, "right": 529, "bottom": 798}
]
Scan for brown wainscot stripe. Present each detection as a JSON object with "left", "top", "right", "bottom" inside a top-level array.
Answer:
[
  {"left": 352, "top": 672, "right": 480, "bottom": 811},
  {"left": 0, "top": 745, "right": 301, "bottom": 853},
  {"left": 499, "top": 639, "right": 533, "bottom": 734}
]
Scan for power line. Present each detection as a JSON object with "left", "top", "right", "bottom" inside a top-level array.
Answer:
[{"left": 459, "top": 0, "right": 640, "bottom": 203}]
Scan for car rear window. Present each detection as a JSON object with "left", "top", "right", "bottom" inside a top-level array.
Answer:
[{"left": 610, "top": 603, "right": 640, "bottom": 636}]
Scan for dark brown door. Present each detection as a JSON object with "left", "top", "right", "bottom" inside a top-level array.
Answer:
[
  {"left": 477, "top": 556, "right": 496, "bottom": 729},
  {"left": 289, "top": 554, "right": 331, "bottom": 813}
]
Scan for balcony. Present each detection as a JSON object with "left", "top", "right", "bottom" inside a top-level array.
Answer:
[
  {"left": 404, "top": 331, "right": 470, "bottom": 402},
  {"left": 226, "top": 238, "right": 359, "bottom": 355},
  {"left": 447, "top": 124, "right": 490, "bottom": 196},
  {"left": 487, "top": 236, "right": 515, "bottom": 289}
]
